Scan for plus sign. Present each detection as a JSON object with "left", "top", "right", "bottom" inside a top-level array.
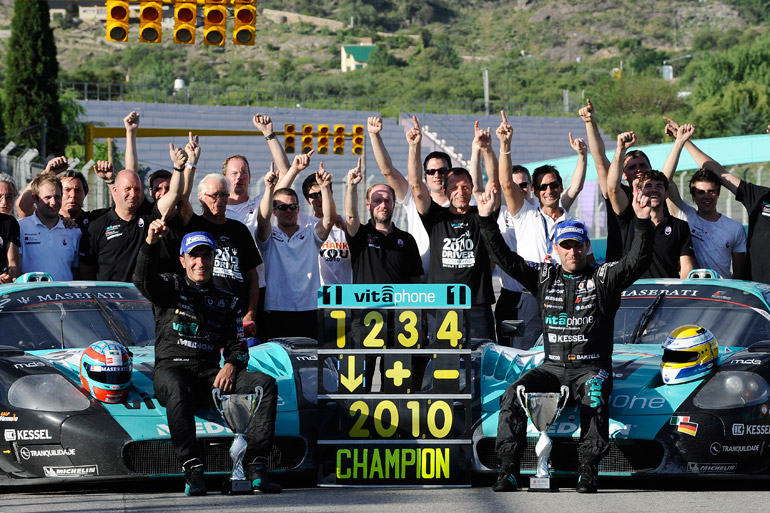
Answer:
[{"left": 385, "top": 360, "right": 411, "bottom": 387}]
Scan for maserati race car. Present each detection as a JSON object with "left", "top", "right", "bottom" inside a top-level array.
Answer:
[
  {"left": 473, "top": 273, "right": 770, "bottom": 478},
  {"left": 0, "top": 276, "right": 317, "bottom": 486}
]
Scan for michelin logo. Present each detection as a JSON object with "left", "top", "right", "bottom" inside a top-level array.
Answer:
[{"left": 43, "top": 465, "right": 98, "bottom": 477}]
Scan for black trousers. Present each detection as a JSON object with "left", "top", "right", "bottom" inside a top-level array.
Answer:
[
  {"left": 495, "top": 362, "right": 612, "bottom": 467},
  {"left": 154, "top": 365, "right": 277, "bottom": 465}
]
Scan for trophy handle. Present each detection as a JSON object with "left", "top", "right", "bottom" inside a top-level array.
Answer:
[
  {"left": 556, "top": 385, "right": 570, "bottom": 416},
  {"left": 253, "top": 385, "right": 264, "bottom": 415},
  {"left": 212, "top": 387, "right": 222, "bottom": 409},
  {"left": 515, "top": 385, "right": 527, "bottom": 412}
]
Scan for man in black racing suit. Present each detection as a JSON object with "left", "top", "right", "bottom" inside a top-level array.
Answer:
[
  {"left": 478, "top": 188, "right": 653, "bottom": 493},
  {"left": 133, "top": 223, "right": 281, "bottom": 496}
]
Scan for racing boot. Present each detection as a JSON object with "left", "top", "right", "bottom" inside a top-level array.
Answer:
[
  {"left": 247, "top": 459, "right": 282, "bottom": 493},
  {"left": 576, "top": 463, "right": 598, "bottom": 494},
  {"left": 492, "top": 461, "right": 520, "bottom": 492},
  {"left": 182, "top": 458, "right": 207, "bottom": 496}
]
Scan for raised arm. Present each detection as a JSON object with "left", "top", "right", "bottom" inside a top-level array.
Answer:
[
  {"left": 607, "top": 132, "right": 635, "bottom": 215},
  {"left": 315, "top": 163, "right": 335, "bottom": 241},
  {"left": 253, "top": 113, "right": 291, "bottom": 177},
  {"left": 496, "top": 111, "right": 524, "bottom": 216},
  {"left": 660, "top": 122, "right": 695, "bottom": 216},
  {"left": 275, "top": 149, "right": 314, "bottom": 190},
  {"left": 368, "top": 116, "right": 408, "bottom": 201},
  {"left": 124, "top": 111, "right": 140, "bottom": 173},
  {"left": 15, "top": 156, "right": 68, "bottom": 218},
  {"left": 579, "top": 99, "right": 611, "bottom": 198},
  {"left": 561, "top": 132, "right": 587, "bottom": 211},
  {"left": 406, "top": 116, "right": 431, "bottom": 214},
  {"left": 344, "top": 158, "right": 363, "bottom": 237},
  {"left": 156, "top": 134, "right": 195, "bottom": 221},
  {"left": 257, "top": 164, "right": 277, "bottom": 243}
]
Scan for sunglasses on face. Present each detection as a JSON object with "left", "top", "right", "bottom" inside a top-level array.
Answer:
[
  {"left": 202, "top": 192, "right": 228, "bottom": 201},
  {"left": 425, "top": 167, "right": 449, "bottom": 176},
  {"left": 536, "top": 181, "right": 561, "bottom": 191},
  {"left": 307, "top": 192, "right": 322, "bottom": 199},
  {"left": 517, "top": 182, "right": 529, "bottom": 189},
  {"left": 274, "top": 203, "right": 299, "bottom": 211}
]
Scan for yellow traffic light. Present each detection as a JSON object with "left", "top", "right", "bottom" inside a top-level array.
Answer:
[
  {"left": 233, "top": 0, "right": 257, "bottom": 46},
  {"left": 352, "top": 125, "right": 364, "bottom": 155},
  {"left": 284, "top": 124, "right": 296, "bottom": 154},
  {"left": 105, "top": 0, "right": 129, "bottom": 42},
  {"left": 139, "top": 1, "right": 163, "bottom": 43},
  {"left": 204, "top": 1, "right": 226, "bottom": 46},
  {"left": 317, "top": 125, "right": 329, "bottom": 154},
  {"left": 301, "top": 124, "right": 314, "bottom": 154},
  {"left": 174, "top": 1, "right": 197, "bottom": 44},
  {"left": 333, "top": 125, "right": 345, "bottom": 155}
]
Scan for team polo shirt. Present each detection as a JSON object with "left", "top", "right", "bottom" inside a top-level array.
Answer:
[
  {"left": 616, "top": 205, "right": 693, "bottom": 278},
  {"left": 79, "top": 200, "right": 158, "bottom": 282},
  {"left": 257, "top": 223, "right": 322, "bottom": 312},
  {"left": 347, "top": 220, "right": 423, "bottom": 284},
  {"left": 0, "top": 213, "right": 21, "bottom": 272},
  {"left": 676, "top": 200, "right": 747, "bottom": 278},
  {"left": 19, "top": 214, "right": 81, "bottom": 281},
  {"left": 736, "top": 181, "right": 770, "bottom": 283},
  {"left": 420, "top": 201, "right": 495, "bottom": 306},
  {"left": 299, "top": 211, "right": 352, "bottom": 285}
]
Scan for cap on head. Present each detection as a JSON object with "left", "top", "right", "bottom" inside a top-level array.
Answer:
[
  {"left": 554, "top": 220, "right": 588, "bottom": 246},
  {"left": 180, "top": 231, "right": 216, "bottom": 256}
]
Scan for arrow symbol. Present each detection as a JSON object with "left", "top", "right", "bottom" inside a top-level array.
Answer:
[{"left": 339, "top": 354, "right": 363, "bottom": 392}]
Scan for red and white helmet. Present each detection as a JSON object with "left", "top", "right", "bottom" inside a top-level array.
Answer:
[{"left": 79, "top": 340, "right": 133, "bottom": 403}]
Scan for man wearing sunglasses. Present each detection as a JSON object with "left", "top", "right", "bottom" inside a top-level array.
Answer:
[
  {"left": 257, "top": 163, "right": 336, "bottom": 340},
  {"left": 367, "top": 116, "right": 466, "bottom": 277},
  {"left": 406, "top": 116, "right": 499, "bottom": 341}
]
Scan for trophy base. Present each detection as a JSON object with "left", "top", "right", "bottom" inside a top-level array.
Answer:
[
  {"left": 222, "top": 479, "right": 253, "bottom": 495},
  {"left": 528, "top": 476, "right": 559, "bottom": 492}
]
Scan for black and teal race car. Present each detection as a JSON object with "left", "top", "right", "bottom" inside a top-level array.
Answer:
[
  {"left": 4, "top": 272, "right": 770, "bottom": 485},
  {"left": 473, "top": 274, "right": 770, "bottom": 478},
  {"left": 0, "top": 277, "right": 317, "bottom": 485}
]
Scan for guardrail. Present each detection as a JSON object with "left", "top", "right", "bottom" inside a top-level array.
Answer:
[{"left": 58, "top": 82, "right": 570, "bottom": 117}]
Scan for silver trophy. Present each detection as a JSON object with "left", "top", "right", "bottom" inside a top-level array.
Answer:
[
  {"left": 516, "top": 385, "right": 569, "bottom": 492},
  {"left": 212, "top": 386, "right": 263, "bottom": 494}
]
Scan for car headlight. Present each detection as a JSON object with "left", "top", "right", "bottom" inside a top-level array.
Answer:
[
  {"left": 693, "top": 371, "right": 770, "bottom": 409},
  {"left": 8, "top": 374, "right": 91, "bottom": 412}
]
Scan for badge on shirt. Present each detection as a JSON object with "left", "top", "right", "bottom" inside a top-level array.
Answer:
[{"left": 24, "top": 233, "right": 41, "bottom": 245}]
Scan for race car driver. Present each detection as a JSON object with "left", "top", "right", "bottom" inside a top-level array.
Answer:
[
  {"left": 133, "top": 225, "right": 281, "bottom": 496},
  {"left": 477, "top": 188, "right": 653, "bottom": 493}
]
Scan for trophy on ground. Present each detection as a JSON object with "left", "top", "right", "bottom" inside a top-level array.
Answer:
[
  {"left": 516, "top": 385, "right": 569, "bottom": 492},
  {"left": 212, "top": 386, "right": 264, "bottom": 494}
]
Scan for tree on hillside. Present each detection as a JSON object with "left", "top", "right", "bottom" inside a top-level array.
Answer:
[{"left": 3, "top": 0, "right": 65, "bottom": 156}]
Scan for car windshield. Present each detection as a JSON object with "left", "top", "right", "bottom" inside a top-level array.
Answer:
[
  {"left": 614, "top": 283, "right": 770, "bottom": 348},
  {"left": 0, "top": 286, "right": 155, "bottom": 350}
]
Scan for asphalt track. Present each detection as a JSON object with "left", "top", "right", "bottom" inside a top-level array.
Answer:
[{"left": 5, "top": 476, "right": 770, "bottom": 513}]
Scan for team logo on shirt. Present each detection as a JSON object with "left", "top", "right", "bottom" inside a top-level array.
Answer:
[
  {"left": 762, "top": 202, "right": 770, "bottom": 217},
  {"left": 665, "top": 226, "right": 672, "bottom": 236},
  {"left": 138, "top": 218, "right": 144, "bottom": 228},
  {"left": 62, "top": 239, "right": 67, "bottom": 246},
  {"left": 105, "top": 224, "right": 122, "bottom": 240},
  {"left": 0, "top": 236, "right": 3, "bottom": 247},
  {"left": 397, "top": 239, "right": 404, "bottom": 247}
]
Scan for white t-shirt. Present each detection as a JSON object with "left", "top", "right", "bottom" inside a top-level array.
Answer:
[
  {"left": 298, "top": 212, "right": 352, "bottom": 285},
  {"left": 497, "top": 205, "right": 523, "bottom": 293},
  {"left": 226, "top": 195, "right": 265, "bottom": 286},
  {"left": 676, "top": 201, "right": 747, "bottom": 278},
  {"left": 506, "top": 200, "right": 591, "bottom": 265},
  {"left": 257, "top": 223, "right": 323, "bottom": 311},
  {"left": 18, "top": 214, "right": 80, "bottom": 281}
]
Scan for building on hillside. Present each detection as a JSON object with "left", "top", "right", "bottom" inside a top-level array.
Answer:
[{"left": 340, "top": 45, "right": 375, "bottom": 73}]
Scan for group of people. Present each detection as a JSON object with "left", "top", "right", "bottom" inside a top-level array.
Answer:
[{"left": 2, "top": 104, "right": 770, "bottom": 495}]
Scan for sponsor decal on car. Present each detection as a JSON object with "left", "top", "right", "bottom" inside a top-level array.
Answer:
[
  {"left": 732, "top": 423, "right": 770, "bottom": 436},
  {"left": 20, "top": 447, "right": 75, "bottom": 460},
  {"left": 156, "top": 422, "right": 233, "bottom": 437},
  {"left": 43, "top": 465, "right": 98, "bottom": 477},
  {"left": 671, "top": 416, "right": 698, "bottom": 436},
  {"left": 0, "top": 412, "right": 18, "bottom": 423},
  {"left": 4, "top": 429, "right": 52, "bottom": 441},
  {"left": 687, "top": 462, "right": 737, "bottom": 473},
  {"left": 710, "top": 442, "right": 761, "bottom": 456}
]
